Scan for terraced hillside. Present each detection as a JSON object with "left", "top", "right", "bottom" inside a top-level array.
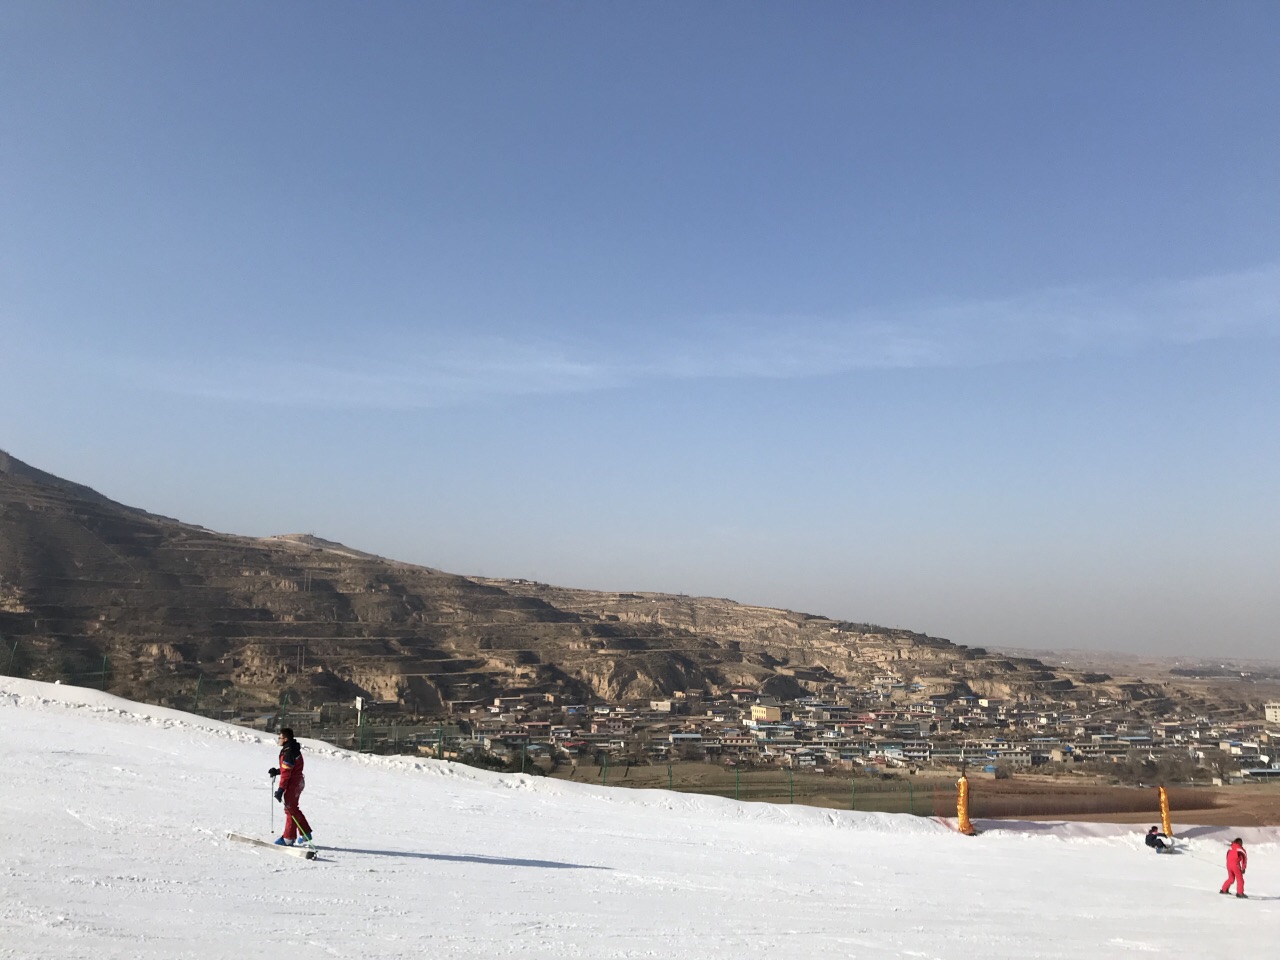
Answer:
[{"left": 1, "top": 450, "right": 1087, "bottom": 713}]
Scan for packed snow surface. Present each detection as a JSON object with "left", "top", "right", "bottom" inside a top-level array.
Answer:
[{"left": 2, "top": 679, "right": 1275, "bottom": 959}]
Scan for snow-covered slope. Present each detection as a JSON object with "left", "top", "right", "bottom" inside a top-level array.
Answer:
[{"left": 1, "top": 678, "right": 1274, "bottom": 959}]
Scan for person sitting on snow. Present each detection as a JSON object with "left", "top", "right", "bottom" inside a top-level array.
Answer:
[{"left": 1144, "top": 826, "right": 1168, "bottom": 852}]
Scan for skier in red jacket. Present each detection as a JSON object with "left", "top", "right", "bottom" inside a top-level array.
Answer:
[
  {"left": 1219, "top": 838, "right": 1247, "bottom": 898},
  {"left": 268, "top": 728, "right": 313, "bottom": 846}
]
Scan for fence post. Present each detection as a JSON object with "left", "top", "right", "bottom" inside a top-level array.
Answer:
[
  {"left": 788, "top": 767, "right": 794, "bottom": 804},
  {"left": 667, "top": 763, "right": 673, "bottom": 790},
  {"left": 100, "top": 655, "right": 108, "bottom": 691},
  {"left": 851, "top": 780, "right": 856, "bottom": 811},
  {"left": 6, "top": 639, "right": 18, "bottom": 676},
  {"left": 908, "top": 781, "right": 914, "bottom": 815},
  {"left": 521, "top": 741, "right": 527, "bottom": 774},
  {"left": 437, "top": 722, "right": 443, "bottom": 760},
  {"left": 601, "top": 754, "right": 608, "bottom": 785},
  {"left": 734, "top": 765, "right": 740, "bottom": 802},
  {"left": 194, "top": 673, "right": 203, "bottom": 711}
]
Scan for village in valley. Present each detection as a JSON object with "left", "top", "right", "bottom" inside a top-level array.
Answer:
[{"left": 273, "top": 676, "right": 1280, "bottom": 787}]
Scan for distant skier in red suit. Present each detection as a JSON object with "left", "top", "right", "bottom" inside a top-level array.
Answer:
[
  {"left": 1219, "top": 838, "right": 1247, "bottom": 898},
  {"left": 268, "top": 728, "right": 312, "bottom": 846}
]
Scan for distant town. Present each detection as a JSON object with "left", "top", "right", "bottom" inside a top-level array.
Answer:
[{"left": 267, "top": 678, "right": 1280, "bottom": 785}]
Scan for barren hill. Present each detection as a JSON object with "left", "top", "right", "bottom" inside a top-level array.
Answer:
[{"left": 0, "top": 451, "right": 1093, "bottom": 714}]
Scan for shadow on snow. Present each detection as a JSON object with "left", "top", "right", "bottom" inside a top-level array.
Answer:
[{"left": 322, "top": 847, "right": 610, "bottom": 870}]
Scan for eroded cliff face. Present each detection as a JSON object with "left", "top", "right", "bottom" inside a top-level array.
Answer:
[
  {"left": 0, "top": 453, "right": 1091, "bottom": 713},
  {"left": 472, "top": 584, "right": 942, "bottom": 702}
]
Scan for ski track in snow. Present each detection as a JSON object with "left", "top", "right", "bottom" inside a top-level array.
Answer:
[{"left": 1, "top": 677, "right": 1277, "bottom": 960}]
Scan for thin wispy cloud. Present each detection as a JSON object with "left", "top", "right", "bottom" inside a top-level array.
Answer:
[
  {"left": 135, "top": 262, "right": 1280, "bottom": 409},
  {"left": 142, "top": 339, "right": 614, "bottom": 410},
  {"left": 672, "top": 261, "right": 1280, "bottom": 379}
]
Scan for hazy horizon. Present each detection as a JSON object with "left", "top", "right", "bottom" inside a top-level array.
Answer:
[{"left": 3, "top": 3, "right": 1277, "bottom": 659}]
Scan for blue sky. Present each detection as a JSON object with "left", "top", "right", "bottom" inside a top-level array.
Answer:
[{"left": 3, "top": 2, "right": 1278, "bottom": 658}]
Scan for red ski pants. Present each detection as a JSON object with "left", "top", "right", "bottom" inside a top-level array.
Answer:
[
  {"left": 281, "top": 776, "right": 312, "bottom": 841},
  {"left": 1220, "top": 865, "right": 1244, "bottom": 896}
]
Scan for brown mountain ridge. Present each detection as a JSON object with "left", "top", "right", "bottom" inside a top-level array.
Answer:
[{"left": 1, "top": 450, "right": 1104, "bottom": 715}]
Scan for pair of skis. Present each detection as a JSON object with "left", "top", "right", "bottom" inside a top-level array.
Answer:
[{"left": 227, "top": 831, "right": 318, "bottom": 860}]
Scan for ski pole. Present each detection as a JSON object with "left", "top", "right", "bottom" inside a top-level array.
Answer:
[
  {"left": 289, "top": 813, "right": 313, "bottom": 849},
  {"left": 270, "top": 774, "right": 277, "bottom": 833}
]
